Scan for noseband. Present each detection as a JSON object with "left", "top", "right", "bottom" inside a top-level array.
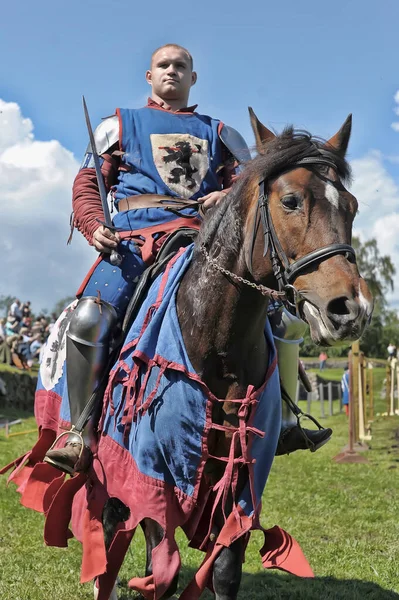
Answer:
[{"left": 251, "top": 153, "right": 356, "bottom": 308}]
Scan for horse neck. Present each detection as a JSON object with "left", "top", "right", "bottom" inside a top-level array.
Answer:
[{"left": 177, "top": 216, "right": 271, "bottom": 395}]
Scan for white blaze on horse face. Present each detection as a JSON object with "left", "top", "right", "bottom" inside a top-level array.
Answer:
[
  {"left": 324, "top": 181, "right": 340, "bottom": 209},
  {"left": 358, "top": 284, "right": 373, "bottom": 318}
]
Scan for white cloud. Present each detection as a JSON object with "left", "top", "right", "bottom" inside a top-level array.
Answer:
[
  {"left": 0, "top": 99, "right": 95, "bottom": 315},
  {"left": 391, "top": 89, "right": 399, "bottom": 132},
  {"left": 351, "top": 151, "right": 399, "bottom": 308}
]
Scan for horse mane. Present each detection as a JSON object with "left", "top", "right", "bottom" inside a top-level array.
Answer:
[{"left": 195, "top": 127, "right": 352, "bottom": 258}]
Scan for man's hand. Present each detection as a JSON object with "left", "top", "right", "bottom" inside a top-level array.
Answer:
[
  {"left": 92, "top": 225, "right": 121, "bottom": 254},
  {"left": 198, "top": 190, "right": 228, "bottom": 211}
]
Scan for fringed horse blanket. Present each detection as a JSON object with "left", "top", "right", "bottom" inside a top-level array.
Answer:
[{"left": 2, "top": 246, "right": 313, "bottom": 599}]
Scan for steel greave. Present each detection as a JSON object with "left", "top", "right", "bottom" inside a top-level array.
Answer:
[
  {"left": 65, "top": 296, "right": 118, "bottom": 429},
  {"left": 270, "top": 306, "right": 308, "bottom": 428}
]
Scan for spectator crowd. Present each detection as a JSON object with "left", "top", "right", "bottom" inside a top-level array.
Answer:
[{"left": 0, "top": 299, "right": 56, "bottom": 369}]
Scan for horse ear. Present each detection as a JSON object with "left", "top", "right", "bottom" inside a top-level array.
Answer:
[
  {"left": 248, "top": 107, "right": 276, "bottom": 154},
  {"left": 327, "top": 114, "right": 352, "bottom": 156}
]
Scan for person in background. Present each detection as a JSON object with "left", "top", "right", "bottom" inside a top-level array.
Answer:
[
  {"left": 9, "top": 299, "right": 22, "bottom": 322},
  {"left": 5, "top": 316, "right": 20, "bottom": 337},
  {"left": 29, "top": 334, "right": 43, "bottom": 365},
  {"left": 341, "top": 364, "right": 350, "bottom": 416},
  {"left": 0, "top": 318, "right": 6, "bottom": 340},
  {"left": 387, "top": 342, "right": 395, "bottom": 361},
  {"left": 21, "top": 301, "right": 31, "bottom": 319},
  {"left": 319, "top": 351, "right": 328, "bottom": 371}
]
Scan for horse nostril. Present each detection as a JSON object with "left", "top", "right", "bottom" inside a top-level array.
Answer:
[
  {"left": 327, "top": 297, "right": 351, "bottom": 316},
  {"left": 326, "top": 296, "right": 359, "bottom": 326}
]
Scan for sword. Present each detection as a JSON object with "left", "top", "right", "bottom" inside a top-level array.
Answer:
[{"left": 82, "top": 96, "right": 122, "bottom": 266}]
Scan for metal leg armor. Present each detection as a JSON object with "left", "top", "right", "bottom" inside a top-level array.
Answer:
[
  {"left": 44, "top": 296, "right": 118, "bottom": 474},
  {"left": 269, "top": 305, "right": 332, "bottom": 455}
]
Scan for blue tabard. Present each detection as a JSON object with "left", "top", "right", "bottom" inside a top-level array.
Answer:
[{"left": 112, "top": 107, "right": 224, "bottom": 204}]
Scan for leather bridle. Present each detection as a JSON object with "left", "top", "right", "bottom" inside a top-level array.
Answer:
[{"left": 250, "top": 153, "right": 357, "bottom": 309}]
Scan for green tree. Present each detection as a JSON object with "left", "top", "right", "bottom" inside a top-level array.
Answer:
[
  {"left": 352, "top": 237, "right": 395, "bottom": 312},
  {"left": 0, "top": 295, "right": 15, "bottom": 317},
  {"left": 52, "top": 296, "right": 76, "bottom": 317}
]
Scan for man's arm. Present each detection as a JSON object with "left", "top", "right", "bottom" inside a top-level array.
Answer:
[
  {"left": 70, "top": 114, "right": 121, "bottom": 252},
  {"left": 72, "top": 147, "right": 119, "bottom": 246}
]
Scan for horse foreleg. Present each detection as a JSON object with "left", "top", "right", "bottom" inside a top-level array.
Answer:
[
  {"left": 140, "top": 518, "right": 179, "bottom": 598},
  {"left": 212, "top": 538, "right": 244, "bottom": 600}
]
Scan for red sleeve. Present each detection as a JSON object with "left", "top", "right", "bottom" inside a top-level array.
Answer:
[{"left": 72, "top": 149, "right": 120, "bottom": 245}]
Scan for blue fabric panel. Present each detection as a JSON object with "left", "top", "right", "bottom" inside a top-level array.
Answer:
[{"left": 113, "top": 107, "right": 223, "bottom": 203}]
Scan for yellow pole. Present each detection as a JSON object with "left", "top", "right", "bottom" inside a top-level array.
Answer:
[
  {"left": 358, "top": 352, "right": 366, "bottom": 440},
  {"left": 351, "top": 341, "right": 360, "bottom": 445},
  {"left": 369, "top": 363, "right": 374, "bottom": 422},
  {"left": 386, "top": 362, "right": 391, "bottom": 415},
  {"left": 390, "top": 358, "right": 397, "bottom": 415},
  {"left": 7, "top": 429, "right": 37, "bottom": 438}
]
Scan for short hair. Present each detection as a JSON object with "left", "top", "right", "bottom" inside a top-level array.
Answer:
[{"left": 151, "top": 44, "right": 193, "bottom": 70}]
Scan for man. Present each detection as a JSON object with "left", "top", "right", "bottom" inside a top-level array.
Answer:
[
  {"left": 45, "top": 44, "right": 329, "bottom": 474},
  {"left": 9, "top": 299, "right": 22, "bottom": 322},
  {"left": 341, "top": 364, "right": 350, "bottom": 416}
]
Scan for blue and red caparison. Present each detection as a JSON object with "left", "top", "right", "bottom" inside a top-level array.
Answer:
[{"left": 2, "top": 246, "right": 313, "bottom": 600}]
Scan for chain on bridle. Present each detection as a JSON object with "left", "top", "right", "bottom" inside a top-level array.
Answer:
[{"left": 202, "top": 150, "right": 357, "bottom": 312}]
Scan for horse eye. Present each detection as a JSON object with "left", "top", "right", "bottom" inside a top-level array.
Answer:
[{"left": 281, "top": 194, "right": 301, "bottom": 211}]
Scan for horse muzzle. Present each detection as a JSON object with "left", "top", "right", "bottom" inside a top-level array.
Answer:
[{"left": 299, "top": 287, "right": 373, "bottom": 346}]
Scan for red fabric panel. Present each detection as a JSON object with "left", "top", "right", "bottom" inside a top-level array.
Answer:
[
  {"left": 80, "top": 477, "right": 109, "bottom": 583},
  {"left": 34, "top": 390, "right": 62, "bottom": 431},
  {"left": 260, "top": 525, "right": 314, "bottom": 578},
  {"left": 20, "top": 462, "right": 61, "bottom": 511},
  {"left": 44, "top": 473, "right": 87, "bottom": 547}
]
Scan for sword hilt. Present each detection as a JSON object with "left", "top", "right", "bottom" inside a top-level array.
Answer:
[{"left": 110, "top": 249, "right": 123, "bottom": 266}]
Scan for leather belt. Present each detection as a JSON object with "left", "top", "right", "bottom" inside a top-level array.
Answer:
[{"left": 117, "top": 194, "right": 200, "bottom": 213}]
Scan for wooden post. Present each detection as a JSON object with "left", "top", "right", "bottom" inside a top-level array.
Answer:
[
  {"left": 352, "top": 341, "right": 360, "bottom": 444},
  {"left": 386, "top": 361, "right": 392, "bottom": 415},
  {"left": 396, "top": 362, "right": 399, "bottom": 415},
  {"left": 307, "top": 391, "right": 312, "bottom": 414},
  {"left": 319, "top": 383, "right": 325, "bottom": 418},
  {"left": 333, "top": 343, "right": 368, "bottom": 463},
  {"left": 369, "top": 363, "right": 374, "bottom": 421},
  {"left": 358, "top": 352, "right": 366, "bottom": 440},
  {"left": 390, "top": 359, "right": 396, "bottom": 416},
  {"left": 327, "top": 381, "right": 333, "bottom": 416}
]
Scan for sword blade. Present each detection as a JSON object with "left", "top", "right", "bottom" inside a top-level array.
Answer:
[{"left": 82, "top": 95, "right": 112, "bottom": 227}]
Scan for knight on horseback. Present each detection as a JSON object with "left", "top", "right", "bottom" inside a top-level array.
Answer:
[{"left": 44, "top": 43, "right": 330, "bottom": 475}]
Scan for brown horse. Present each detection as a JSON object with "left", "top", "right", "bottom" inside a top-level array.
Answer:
[{"left": 97, "top": 110, "right": 373, "bottom": 600}]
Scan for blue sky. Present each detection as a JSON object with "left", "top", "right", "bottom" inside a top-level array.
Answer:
[{"left": 1, "top": 0, "right": 399, "bottom": 312}]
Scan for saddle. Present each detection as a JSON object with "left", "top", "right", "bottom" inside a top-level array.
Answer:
[{"left": 121, "top": 226, "right": 199, "bottom": 337}]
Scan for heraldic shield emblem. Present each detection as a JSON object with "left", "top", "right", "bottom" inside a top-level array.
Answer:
[{"left": 151, "top": 133, "right": 209, "bottom": 198}]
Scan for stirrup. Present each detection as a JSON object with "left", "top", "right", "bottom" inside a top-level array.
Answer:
[
  {"left": 281, "top": 385, "right": 327, "bottom": 451},
  {"left": 295, "top": 412, "right": 325, "bottom": 451},
  {"left": 43, "top": 427, "right": 85, "bottom": 474}
]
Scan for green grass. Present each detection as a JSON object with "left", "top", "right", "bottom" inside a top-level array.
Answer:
[
  {"left": 0, "top": 362, "right": 39, "bottom": 378},
  {"left": 1, "top": 368, "right": 399, "bottom": 599}
]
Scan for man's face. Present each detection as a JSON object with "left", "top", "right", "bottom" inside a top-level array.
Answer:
[{"left": 146, "top": 48, "right": 197, "bottom": 102}]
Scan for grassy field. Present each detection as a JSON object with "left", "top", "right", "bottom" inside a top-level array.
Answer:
[{"left": 1, "top": 368, "right": 399, "bottom": 599}]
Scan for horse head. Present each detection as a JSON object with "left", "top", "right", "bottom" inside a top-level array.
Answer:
[{"left": 246, "top": 109, "right": 373, "bottom": 346}]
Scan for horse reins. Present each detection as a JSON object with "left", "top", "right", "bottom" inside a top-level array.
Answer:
[{"left": 203, "top": 150, "right": 357, "bottom": 312}]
